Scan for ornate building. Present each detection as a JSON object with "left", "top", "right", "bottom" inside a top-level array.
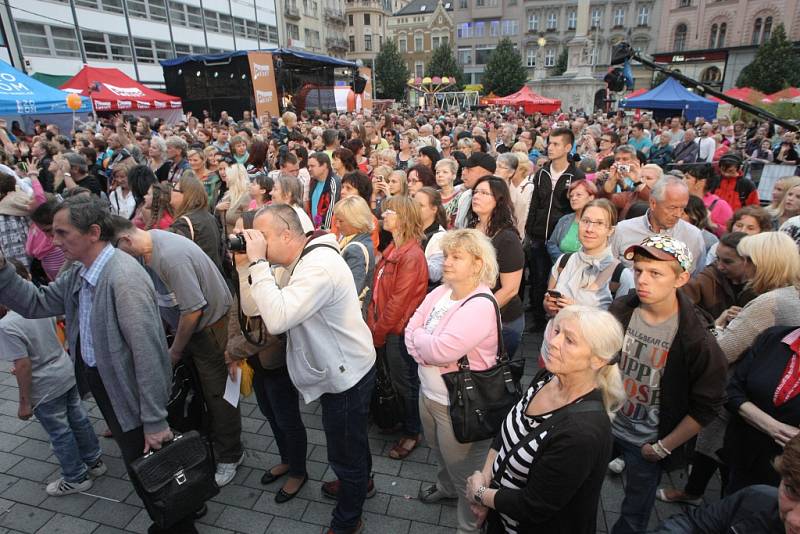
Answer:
[
  {"left": 282, "top": 0, "right": 349, "bottom": 57},
  {"left": 345, "top": 0, "right": 399, "bottom": 67},
  {"left": 387, "top": 0, "right": 455, "bottom": 78}
]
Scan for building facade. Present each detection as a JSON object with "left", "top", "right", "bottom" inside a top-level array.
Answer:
[
  {"left": 387, "top": 0, "right": 454, "bottom": 78},
  {"left": 655, "top": 0, "right": 800, "bottom": 90},
  {"left": 0, "top": 0, "right": 279, "bottom": 85},
  {"left": 283, "top": 0, "right": 349, "bottom": 57},
  {"left": 452, "top": 0, "right": 661, "bottom": 86},
  {"left": 345, "top": 0, "right": 397, "bottom": 67}
]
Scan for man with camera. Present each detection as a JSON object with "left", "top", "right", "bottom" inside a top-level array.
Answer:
[
  {"left": 0, "top": 196, "right": 196, "bottom": 533},
  {"left": 241, "top": 204, "right": 376, "bottom": 534},
  {"left": 108, "top": 217, "right": 244, "bottom": 488}
]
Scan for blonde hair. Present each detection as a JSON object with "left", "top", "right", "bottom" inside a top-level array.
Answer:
[
  {"left": 772, "top": 177, "right": 800, "bottom": 219},
  {"left": 404, "top": 128, "right": 419, "bottom": 142},
  {"left": 457, "top": 137, "right": 473, "bottom": 151},
  {"left": 511, "top": 141, "right": 528, "bottom": 153},
  {"left": 383, "top": 194, "right": 423, "bottom": 245},
  {"left": 372, "top": 165, "right": 393, "bottom": 182},
  {"left": 334, "top": 195, "right": 374, "bottom": 234},
  {"left": 222, "top": 163, "right": 249, "bottom": 208},
  {"left": 769, "top": 176, "right": 800, "bottom": 212},
  {"left": 738, "top": 232, "right": 800, "bottom": 294},
  {"left": 440, "top": 229, "right": 498, "bottom": 287},
  {"left": 187, "top": 148, "right": 207, "bottom": 163},
  {"left": 551, "top": 305, "right": 626, "bottom": 414},
  {"left": 514, "top": 152, "right": 532, "bottom": 177},
  {"left": 435, "top": 158, "right": 458, "bottom": 175},
  {"left": 388, "top": 170, "right": 409, "bottom": 197},
  {"left": 282, "top": 111, "right": 297, "bottom": 128}
]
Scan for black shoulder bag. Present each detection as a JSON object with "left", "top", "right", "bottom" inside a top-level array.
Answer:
[{"left": 441, "top": 293, "right": 522, "bottom": 443}]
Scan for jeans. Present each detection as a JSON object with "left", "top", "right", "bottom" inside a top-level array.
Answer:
[
  {"left": 84, "top": 366, "right": 196, "bottom": 533},
  {"left": 385, "top": 334, "right": 421, "bottom": 436},
  {"left": 527, "top": 239, "right": 552, "bottom": 325},
  {"left": 611, "top": 437, "right": 662, "bottom": 534},
  {"left": 501, "top": 315, "right": 525, "bottom": 360},
  {"left": 34, "top": 385, "right": 102, "bottom": 483},
  {"left": 320, "top": 366, "right": 376, "bottom": 533},
  {"left": 184, "top": 319, "right": 243, "bottom": 463},
  {"left": 249, "top": 358, "right": 307, "bottom": 478}
]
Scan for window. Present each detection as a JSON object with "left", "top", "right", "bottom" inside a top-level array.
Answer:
[
  {"left": 679, "top": 0, "right": 690, "bottom": 6},
  {"left": 673, "top": 23, "right": 687, "bottom": 51},
  {"left": 51, "top": 26, "right": 81, "bottom": 57},
  {"left": 637, "top": 5, "right": 649, "bottom": 26},
  {"left": 441, "top": 36, "right": 448, "bottom": 47},
  {"left": 502, "top": 19, "right": 518, "bottom": 35},
  {"left": 544, "top": 47, "right": 555, "bottom": 67},
  {"left": 415, "top": 61, "right": 424, "bottom": 77},
  {"left": 547, "top": 12, "right": 557, "bottom": 30},
  {"left": 475, "top": 45, "right": 493, "bottom": 64},
  {"left": 287, "top": 23, "right": 300, "bottom": 40},
  {"left": 349, "top": 35, "right": 355, "bottom": 51},
  {"left": 269, "top": 25, "right": 279, "bottom": 42},
  {"left": 457, "top": 23, "right": 471, "bottom": 38},
  {"left": 82, "top": 30, "right": 108, "bottom": 59},
  {"left": 567, "top": 10, "right": 576, "bottom": 30},
  {"left": 526, "top": 47, "right": 535, "bottom": 67},
  {"left": 589, "top": 45, "right": 598, "bottom": 64},
  {"left": 459, "top": 0, "right": 467, "bottom": 8},
  {"left": 186, "top": 5, "right": 203, "bottom": 29},
  {"left": 175, "top": 43, "right": 191, "bottom": 56},
  {"left": 169, "top": 2, "right": 186, "bottom": 26},
  {"left": 364, "top": 13, "right": 370, "bottom": 25},
  {"left": 701, "top": 66, "right": 722, "bottom": 82},
  {"left": 204, "top": 10, "right": 220, "bottom": 32},
  {"left": 709, "top": 23, "right": 717, "bottom": 48},
  {"left": 219, "top": 13, "right": 232, "bottom": 34},
  {"left": 245, "top": 20, "right": 258, "bottom": 40},
  {"left": 305, "top": 29, "right": 320, "bottom": 48},
  {"left": 489, "top": 20, "right": 499, "bottom": 37},
  {"left": 528, "top": 13, "right": 538, "bottom": 31},
  {"left": 476, "top": 0, "right": 484, "bottom": 6},
  {"left": 101, "top": 0, "right": 124, "bottom": 14},
  {"left": 399, "top": 37, "right": 407, "bottom": 52},
  {"left": 348, "top": 14, "right": 353, "bottom": 25},
  {"left": 108, "top": 34, "right": 132, "bottom": 61},
  {"left": 613, "top": 7, "right": 625, "bottom": 27},
  {"left": 149, "top": 0, "right": 167, "bottom": 22},
  {"left": 458, "top": 46, "right": 471, "bottom": 64},
  {"left": 591, "top": 8, "right": 601, "bottom": 28},
  {"left": 233, "top": 17, "right": 246, "bottom": 38},
  {"left": 365, "top": 34, "right": 372, "bottom": 51},
  {"left": 17, "top": 22, "right": 49, "bottom": 55},
  {"left": 432, "top": 36, "right": 440, "bottom": 49},
  {"left": 474, "top": 21, "right": 485, "bottom": 37},
  {"left": 415, "top": 32, "right": 423, "bottom": 51},
  {"left": 75, "top": 0, "right": 99, "bottom": 9},
  {"left": 127, "top": 0, "right": 147, "bottom": 19},
  {"left": 134, "top": 38, "right": 156, "bottom": 63},
  {"left": 763, "top": 16, "right": 773, "bottom": 43},
  {"left": 710, "top": 22, "right": 725, "bottom": 47},
  {"left": 155, "top": 40, "right": 172, "bottom": 60}
]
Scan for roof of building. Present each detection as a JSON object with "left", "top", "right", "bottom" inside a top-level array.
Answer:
[{"left": 394, "top": 0, "right": 451, "bottom": 16}]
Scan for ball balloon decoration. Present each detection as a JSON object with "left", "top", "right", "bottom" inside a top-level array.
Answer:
[{"left": 66, "top": 93, "right": 83, "bottom": 111}]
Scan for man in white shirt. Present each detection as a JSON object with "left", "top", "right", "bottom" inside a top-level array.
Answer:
[{"left": 697, "top": 123, "right": 716, "bottom": 163}]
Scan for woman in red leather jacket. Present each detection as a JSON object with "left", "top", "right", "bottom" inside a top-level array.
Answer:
[{"left": 368, "top": 195, "right": 429, "bottom": 459}]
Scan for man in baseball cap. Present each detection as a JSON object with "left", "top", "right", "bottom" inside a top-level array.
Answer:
[
  {"left": 607, "top": 234, "right": 726, "bottom": 534},
  {"left": 454, "top": 152, "right": 497, "bottom": 229}
]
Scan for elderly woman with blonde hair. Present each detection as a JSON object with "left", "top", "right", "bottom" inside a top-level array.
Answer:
[
  {"left": 405, "top": 229, "right": 501, "bottom": 533},
  {"left": 467, "top": 305, "right": 626, "bottom": 534},
  {"left": 333, "top": 195, "right": 375, "bottom": 318}
]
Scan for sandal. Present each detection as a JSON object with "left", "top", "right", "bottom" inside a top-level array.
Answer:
[
  {"left": 656, "top": 488, "right": 703, "bottom": 506},
  {"left": 388, "top": 434, "right": 421, "bottom": 460}
]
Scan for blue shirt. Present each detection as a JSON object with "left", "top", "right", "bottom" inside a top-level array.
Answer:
[
  {"left": 311, "top": 180, "right": 325, "bottom": 221},
  {"left": 629, "top": 135, "right": 653, "bottom": 154},
  {"left": 78, "top": 244, "right": 116, "bottom": 367}
]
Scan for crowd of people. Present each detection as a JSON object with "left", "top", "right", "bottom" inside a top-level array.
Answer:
[{"left": 0, "top": 104, "right": 798, "bottom": 534}]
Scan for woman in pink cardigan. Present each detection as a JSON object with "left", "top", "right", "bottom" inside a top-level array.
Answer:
[{"left": 405, "top": 228, "right": 500, "bottom": 534}]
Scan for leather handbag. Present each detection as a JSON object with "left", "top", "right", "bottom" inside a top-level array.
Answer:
[
  {"left": 129, "top": 431, "right": 219, "bottom": 528},
  {"left": 442, "top": 293, "right": 521, "bottom": 443},
  {"left": 370, "top": 345, "right": 406, "bottom": 431}
]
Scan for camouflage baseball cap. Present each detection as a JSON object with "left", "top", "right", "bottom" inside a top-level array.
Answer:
[{"left": 624, "top": 235, "right": 693, "bottom": 272}]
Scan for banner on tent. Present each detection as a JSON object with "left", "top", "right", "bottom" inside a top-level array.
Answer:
[{"left": 248, "top": 52, "right": 280, "bottom": 117}]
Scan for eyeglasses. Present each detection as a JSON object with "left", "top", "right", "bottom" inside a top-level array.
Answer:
[
  {"left": 473, "top": 189, "right": 494, "bottom": 197},
  {"left": 600, "top": 138, "right": 612, "bottom": 143},
  {"left": 579, "top": 218, "right": 608, "bottom": 229},
  {"left": 172, "top": 187, "right": 183, "bottom": 193}
]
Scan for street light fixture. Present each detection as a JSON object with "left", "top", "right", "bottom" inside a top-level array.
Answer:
[{"left": 537, "top": 36, "right": 546, "bottom": 47}]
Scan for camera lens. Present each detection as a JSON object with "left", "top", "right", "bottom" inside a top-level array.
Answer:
[{"left": 227, "top": 234, "right": 246, "bottom": 252}]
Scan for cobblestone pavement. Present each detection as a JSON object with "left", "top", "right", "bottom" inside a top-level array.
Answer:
[{"left": 0, "top": 326, "right": 717, "bottom": 533}]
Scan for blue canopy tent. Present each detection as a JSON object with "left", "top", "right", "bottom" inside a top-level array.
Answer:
[
  {"left": 0, "top": 59, "right": 91, "bottom": 135},
  {"left": 620, "top": 77, "right": 718, "bottom": 121}
]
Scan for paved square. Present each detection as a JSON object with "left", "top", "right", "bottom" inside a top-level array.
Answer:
[{"left": 0, "top": 328, "right": 713, "bottom": 533}]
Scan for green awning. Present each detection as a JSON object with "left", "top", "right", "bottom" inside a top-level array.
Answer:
[{"left": 31, "top": 72, "right": 72, "bottom": 89}]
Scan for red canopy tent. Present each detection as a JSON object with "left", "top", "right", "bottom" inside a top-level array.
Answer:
[
  {"left": 61, "top": 66, "right": 183, "bottom": 121},
  {"left": 762, "top": 87, "right": 800, "bottom": 103},
  {"left": 623, "top": 88, "right": 648, "bottom": 100},
  {"left": 707, "top": 87, "right": 768, "bottom": 105},
  {"left": 489, "top": 86, "right": 561, "bottom": 114}
]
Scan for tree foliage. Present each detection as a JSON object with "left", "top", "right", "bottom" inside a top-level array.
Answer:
[
  {"left": 375, "top": 39, "right": 409, "bottom": 100},
  {"left": 737, "top": 24, "right": 800, "bottom": 94},
  {"left": 482, "top": 38, "right": 528, "bottom": 96},
  {"left": 552, "top": 48, "right": 568, "bottom": 76},
  {"left": 426, "top": 45, "right": 465, "bottom": 90}
]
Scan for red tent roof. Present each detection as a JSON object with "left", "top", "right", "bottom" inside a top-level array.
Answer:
[
  {"left": 623, "top": 88, "right": 648, "bottom": 99},
  {"left": 489, "top": 86, "right": 561, "bottom": 114},
  {"left": 707, "top": 87, "right": 768, "bottom": 104},
  {"left": 60, "top": 65, "right": 182, "bottom": 112},
  {"left": 762, "top": 87, "right": 800, "bottom": 103}
]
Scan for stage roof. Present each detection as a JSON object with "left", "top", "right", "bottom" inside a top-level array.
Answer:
[{"left": 160, "top": 49, "right": 357, "bottom": 69}]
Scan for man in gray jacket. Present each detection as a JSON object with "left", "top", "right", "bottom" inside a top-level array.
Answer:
[{"left": 0, "top": 196, "right": 196, "bottom": 534}]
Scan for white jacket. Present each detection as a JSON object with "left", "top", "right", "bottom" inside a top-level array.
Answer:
[{"left": 248, "top": 233, "right": 376, "bottom": 403}]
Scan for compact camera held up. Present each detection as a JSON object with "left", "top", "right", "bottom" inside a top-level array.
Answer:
[{"left": 228, "top": 234, "right": 247, "bottom": 252}]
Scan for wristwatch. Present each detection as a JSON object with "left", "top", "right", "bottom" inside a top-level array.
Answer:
[
  {"left": 474, "top": 485, "right": 487, "bottom": 505},
  {"left": 249, "top": 259, "right": 267, "bottom": 268}
]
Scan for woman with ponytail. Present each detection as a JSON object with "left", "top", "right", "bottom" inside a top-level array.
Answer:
[{"left": 466, "top": 305, "right": 625, "bottom": 534}]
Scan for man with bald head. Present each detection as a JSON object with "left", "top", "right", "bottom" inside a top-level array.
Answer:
[{"left": 611, "top": 176, "right": 707, "bottom": 276}]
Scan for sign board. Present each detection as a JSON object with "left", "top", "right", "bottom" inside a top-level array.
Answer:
[
  {"left": 248, "top": 51, "right": 280, "bottom": 117},
  {"left": 359, "top": 66, "right": 373, "bottom": 111}
]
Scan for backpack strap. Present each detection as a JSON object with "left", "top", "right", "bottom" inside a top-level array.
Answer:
[
  {"left": 343, "top": 240, "right": 371, "bottom": 301},
  {"left": 557, "top": 252, "right": 573, "bottom": 275},
  {"left": 289, "top": 242, "right": 340, "bottom": 278},
  {"left": 609, "top": 262, "right": 626, "bottom": 298},
  {"left": 180, "top": 215, "right": 195, "bottom": 242}
]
